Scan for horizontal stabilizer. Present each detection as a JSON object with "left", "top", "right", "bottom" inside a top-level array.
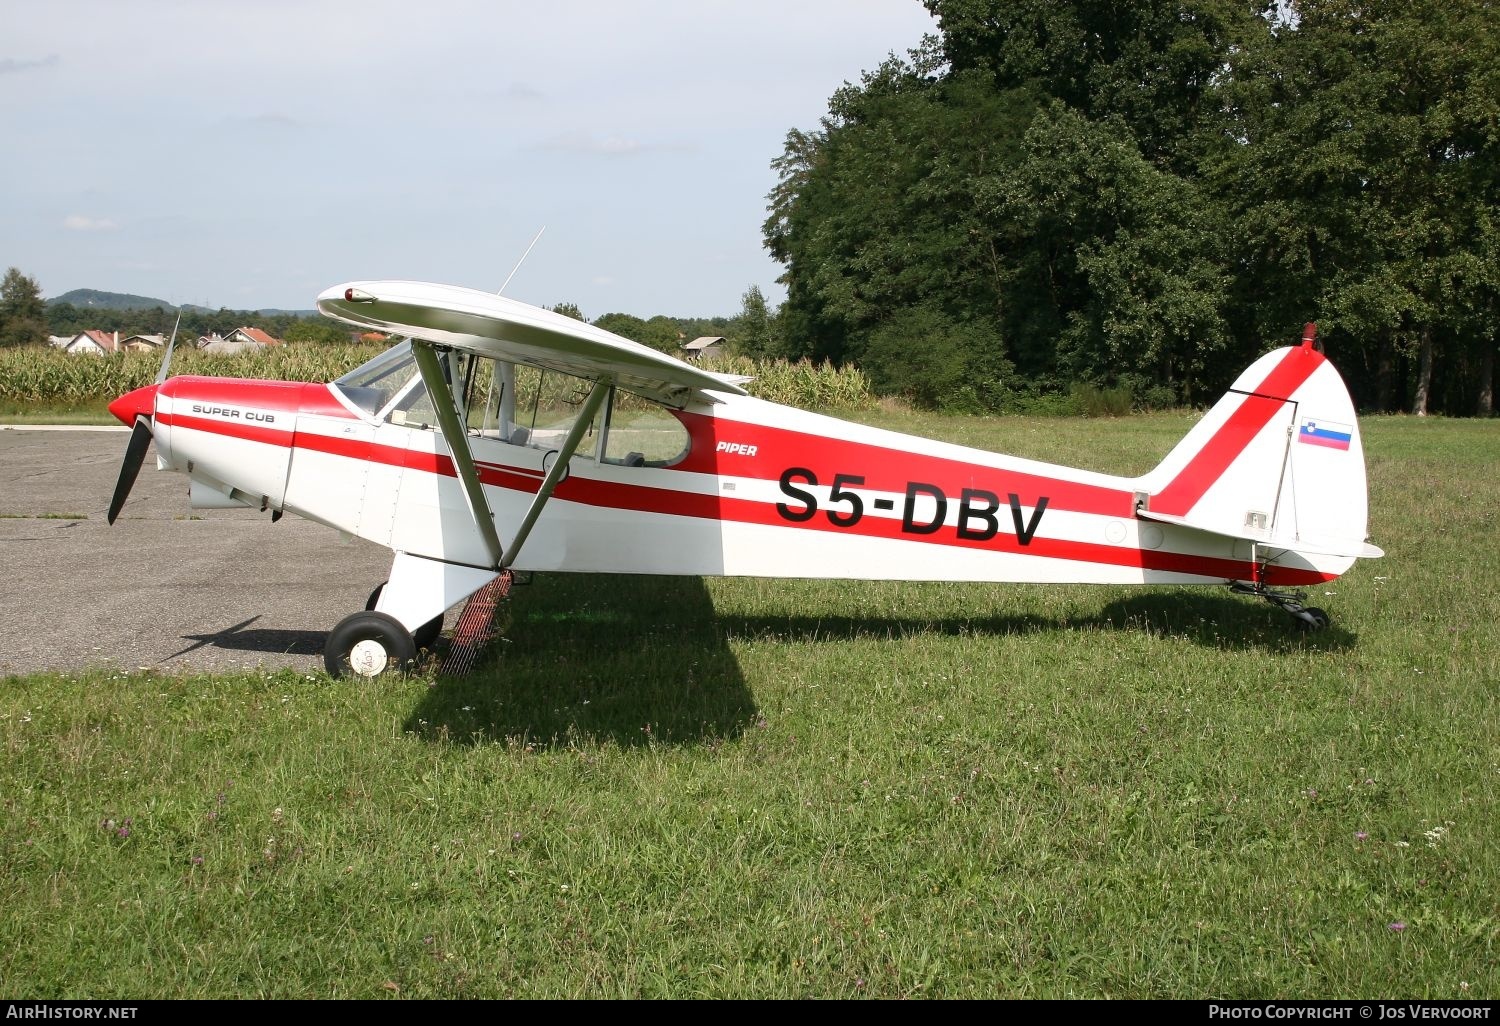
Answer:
[{"left": 1136, "top": 507, "right": 1384, "bottom": 559}]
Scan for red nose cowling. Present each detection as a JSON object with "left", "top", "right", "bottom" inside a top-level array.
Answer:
[{"left": 108, "top": 384, "right": 160, "bottom": 427}]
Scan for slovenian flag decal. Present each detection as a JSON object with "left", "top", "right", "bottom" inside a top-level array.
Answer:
[{"left": 1298, "top": 418, "right": 1353, "bottom": 451}]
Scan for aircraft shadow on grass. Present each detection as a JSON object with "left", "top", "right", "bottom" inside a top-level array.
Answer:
[
  {"left": 172, "top": 581, "right": 1352, "bottom": 740},
  {"left": 718, "top": 592, "right": 1356, "bottom": 652},
  {"left": 401, "top": 575, "right": 1353, "bottom": 749}
]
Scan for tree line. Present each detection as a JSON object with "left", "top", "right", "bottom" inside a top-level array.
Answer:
[
  {"left": 0, "top": 266, "right": 755, "bottom": 359},
  {"left": 760, "top": 0, "right": 1498, "bottom": 415},
  {"left": 0, "top": 269, "right": 357, "bottom": 347}
]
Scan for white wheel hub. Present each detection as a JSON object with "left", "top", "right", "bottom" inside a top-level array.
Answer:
[{"left": 349, "top": 638, "right": 389, "bottom": 677}]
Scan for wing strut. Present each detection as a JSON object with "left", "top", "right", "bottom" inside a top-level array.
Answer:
[
  {"left": 500, "top": 377, "right": 611, "bottom": 570},
  {"left": 412, "top": 341, "right": 505, "bottom": 569}
]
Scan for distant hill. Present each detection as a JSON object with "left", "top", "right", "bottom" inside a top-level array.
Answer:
[
  {"left": 46, "top": 289, "right": 313, "bottom": 317},
  {"left": 48, "top": 289, "right": 199, "bottom": 312}
]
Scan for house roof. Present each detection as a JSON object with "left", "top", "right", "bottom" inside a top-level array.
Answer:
[
  {"left": 65, "top": 330, "right": 117, "bottom": 353},
  {"left": 683, "top": 336, "right": 726, "bottom": 351},
  {"left": 232, "top": 326, "right": 281, "bottom": 346},
  {"left": 200, "top": 339, "right": 263, "bottom": 355}
]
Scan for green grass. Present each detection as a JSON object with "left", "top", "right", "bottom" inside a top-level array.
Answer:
[
  {"left": 0, "top": 400, "right": 117, "bottom": 424},
  {"left": 0, "top": 512, "right": 89, "bottom": 520},
  {"left": 2, "top": 413, "right": 1497, "bottom": 998}
]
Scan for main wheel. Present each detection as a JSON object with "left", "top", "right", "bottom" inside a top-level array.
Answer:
[
  {"left": 365, "top": 582, "right": 443, "bottom": 651},
  {"left": 325, "top": 611, "right": 417, "bottom": 679}
]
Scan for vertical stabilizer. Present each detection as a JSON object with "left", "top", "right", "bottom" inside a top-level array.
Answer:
[{"left": 1136, "top": 330, "right": 1379, "bottom": 561}]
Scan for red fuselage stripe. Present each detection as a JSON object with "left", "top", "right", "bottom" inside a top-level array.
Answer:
[
  {"left": 670, "top": 409, "right": 1139, "bottom": 518},
  {"left": 165, "top": 402, "right": 1332, "bottom": 585}
]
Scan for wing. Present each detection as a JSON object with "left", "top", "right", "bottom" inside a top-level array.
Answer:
[{"left": 317, "top": 280, "right": 749, "bottom": 406}]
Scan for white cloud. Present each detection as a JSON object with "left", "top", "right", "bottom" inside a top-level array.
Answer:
[
  {"left": 223, "top": 113, "right": 302, "bottom": 130},
  {"left": 538, "top": 132, "right": 694, "bottom": 157},
  {"left": 0, "top": 55, "right": 59, "bottom": 75},
  {"left": 63, "top": 215, "right": 118, "bottom": 232}
]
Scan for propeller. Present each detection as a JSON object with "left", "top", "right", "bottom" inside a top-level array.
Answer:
[
  {"left": 156, "top": 312, "right": 179, "bottom": 385},
  {"left": 106, "top": 311, "right": 180, "bottom": 525},
  {"left": 106, "top": 417, "right": 155, "bottom": 524}
]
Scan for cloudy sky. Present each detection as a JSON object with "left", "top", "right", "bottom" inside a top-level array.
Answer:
[{"left": 1, "top": 0, "right": 937, "bottom": 318}]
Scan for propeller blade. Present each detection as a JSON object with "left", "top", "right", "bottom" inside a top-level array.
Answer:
[
  {"left": 107, "top": 417, "right": 155, "bottom": 525},
  {"left": 156, "top": 310, "right": 182, "bottom": 385}
]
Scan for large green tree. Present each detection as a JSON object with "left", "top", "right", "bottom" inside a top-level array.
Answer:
[
  {"left": 1210, "top": 0, "right": 1500, "bottom": 414},
  {"left": 765, "top": 0, "right": 1496, "bottom": 414},
  {"left": 0, "top": 268, "right": 48, "bottom": 347},
  {"left": 988, "top": 103, "right": 1233, "bottom": 403},
  {"left": 767, "top": 3, "right": 1245, "bottom": 409},
  {"left": 728, "top": 285, "right": 780, "bottom": 359},
  {"left": 766, "top": 52, "right": 1042, "bottom": 407},
  {"left": 923, "top": 0, "right": 1247, "bottom": 171}
]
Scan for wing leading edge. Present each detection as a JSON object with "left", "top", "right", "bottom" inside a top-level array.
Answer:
[{"left": 317, "top": 280, "right": 749, "bottom": 407}]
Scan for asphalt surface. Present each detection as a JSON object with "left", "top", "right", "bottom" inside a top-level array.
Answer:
[{"left": 0, "top": 426, "right": 392, "bottom": 675}]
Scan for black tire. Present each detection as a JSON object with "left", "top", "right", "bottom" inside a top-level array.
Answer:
[
  {"left": 1295, "top": 607, "right": 1331, "bottom": 632},
  {"left": 365, "top": 582, "right": 443, "bottom": 651},
  {"left": 325, "top": 610, "right": 417, "bottom": 679}
]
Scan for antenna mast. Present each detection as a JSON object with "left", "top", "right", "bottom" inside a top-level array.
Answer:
[{"left": 498, "top": 226, "right": 546, "bottom": 295}]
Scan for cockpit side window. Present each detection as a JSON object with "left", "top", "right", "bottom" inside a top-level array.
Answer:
[
  {"left": 337, "top": 345, "right": 691, "bottom": 468},
  {"left": 376, "top": 348, "right": 466, "bottom": 430},
  {"left": 599, "top": 389, "right": 690, "bottom": 467},
  {"left": 331, "top": 339, "right": 418, "bottom": 416}
]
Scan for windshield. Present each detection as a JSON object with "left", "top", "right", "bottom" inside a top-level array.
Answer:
[{"left": 332, "top": 339, "right": 418, "bottom": 415}]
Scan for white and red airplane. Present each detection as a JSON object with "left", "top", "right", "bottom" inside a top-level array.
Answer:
[{"left": 106, "top": 281, "right": 1382, "bottom": 678}]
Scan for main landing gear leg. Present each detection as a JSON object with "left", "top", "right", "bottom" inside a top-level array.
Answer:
[
  {"left": 366, "top": 582, "right": 443, "bottom": 651},
  {"left": 324, "top": 553, "right": 502, "bottom": 679}
]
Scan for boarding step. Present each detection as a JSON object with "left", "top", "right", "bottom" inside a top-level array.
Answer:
[{"left": 440, "top": 570, "right": 513, "bottom": 676}]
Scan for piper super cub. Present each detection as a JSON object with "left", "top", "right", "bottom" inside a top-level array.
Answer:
[{"left": 105, "top": 281, "right": 1382, "bottom": 678}]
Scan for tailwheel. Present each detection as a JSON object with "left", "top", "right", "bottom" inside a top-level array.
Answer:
[
  {"left": 325, "top": 611, "right": 417, "bottom": 679},
  {"left": 365, "top": 582, "right": 443, "bottom": 651},
  {"left": 1230, "top": 581, "right": 1333, "bottom": 632},
  {"left": 1294, "top": 606, "right": 1331, "bottom": 632}
]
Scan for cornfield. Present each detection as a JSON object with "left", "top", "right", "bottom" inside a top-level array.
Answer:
[
  {"left": 713, "top": 355, "right": 873, "bottom": 411},
  {"left": 0, "top": 346, "right": 874, "bottom": 413},
  {"left": 0, "top": 345, "right": 389, "bottom": 405}
]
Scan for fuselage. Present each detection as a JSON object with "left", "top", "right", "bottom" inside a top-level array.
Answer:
[{"left": 113, "top": 360, "right": 1345, "bottom": 589}]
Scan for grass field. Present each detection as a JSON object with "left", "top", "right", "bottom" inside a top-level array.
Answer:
[{"left": 1, "top": 412, "right": 1496, "bottom": 999}]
